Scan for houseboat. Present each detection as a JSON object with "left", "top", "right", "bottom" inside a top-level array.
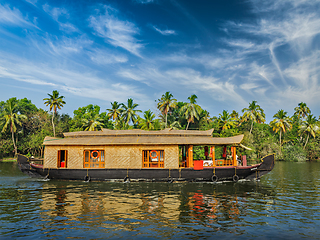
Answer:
[{"left": 17, "top": 128, "right": 274, "bottom": 182}]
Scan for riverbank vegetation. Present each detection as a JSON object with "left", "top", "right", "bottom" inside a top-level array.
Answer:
[{"left": 1, "top": 91, "right": 319, "bottom": 161}]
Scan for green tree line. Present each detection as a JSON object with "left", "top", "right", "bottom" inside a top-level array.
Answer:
[{"left": 1, "top": 91, "right": 320, "bottom": 162}]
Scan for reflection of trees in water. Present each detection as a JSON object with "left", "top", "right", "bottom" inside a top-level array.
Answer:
[
  {"left": 178, "top": 182, "right": 276, "bottom": 231},
  {"left": 38, "top": 181, "right": 276, "bottom": 235}
]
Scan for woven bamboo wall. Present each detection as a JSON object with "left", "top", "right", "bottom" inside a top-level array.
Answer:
[
  {"left": 105, "top": 145, "right": 179, "bottom": 169},
  {"left": 44, "top": 146, "right": 84, "bottom": 169},
  {"left": 44, "top": 144, "right": 179, "bottom": 169}
]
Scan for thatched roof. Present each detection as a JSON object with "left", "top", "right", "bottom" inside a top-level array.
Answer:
[{"left": 43, "top": 128, "right": 244, "bottom": 146}]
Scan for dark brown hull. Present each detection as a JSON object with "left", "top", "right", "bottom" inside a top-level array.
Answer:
[{"left": 17, "top": 154, "right": 274, "bottom": 182}]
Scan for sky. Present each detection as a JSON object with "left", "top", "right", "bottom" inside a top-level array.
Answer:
[{"left": 1, "top": 0, "right": 320, "bottom": 122}]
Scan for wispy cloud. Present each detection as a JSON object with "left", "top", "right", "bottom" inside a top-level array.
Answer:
[
  {"left": 42, "top": 4, "right": 69, "bottom": 21},
  {"left": 89, "top": 6, "right": 143, "bottom": 57},
  {"left": 89, "top": 49, "right": 128, "bottom": 64},
  {"left": 0, "top": 55, "right": 149, "bottom": 106},
  {"left": 0, "top": 4, "right": 38, "bottom": 28},
  {"left": 42, "top": 3, "right": 79, "bottom": 34},
  {"left": 133, "top": 0, "right": 154, "bottom": 4},
  {"left": 153, "top": 26, "right": 176, "bottom": 35},
  {"left": 42, "top": 35, "right": 93, "bottom": 56}
]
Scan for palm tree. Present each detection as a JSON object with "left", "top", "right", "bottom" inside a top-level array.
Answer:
[
  {"left": 107, "top": 101, "right": 123, "bottom": 125},
  {"left": 269, "top": 109, "right": 292, "bottom": 152},
  {"left": 294, "top": 102, "right": 310, "bottom": 120},
  {"left": 139, "top": 110, "right": 156, "bottom": 130},
  {"left": 218, "top": 110, "right": 237, "bottom": 131},
  {"left": 121, "top": 98, "right": 142, "bottom": 126},
  {"left": 242, "top": 100, "right": 265, "bottom": 134},
  {"left": 1, "top": 98, "right": 27, "bottom": 155},
  {"left": 43, "top": 90, "right": 66, "bottom": 137},
  {"left": 300, "top": 114, "right": 319, "bottom": 149},
  {"left": 180, "top": 94, "right": 202, "bottom": 130},
  {"left": 157, "top": 92, "right": 177, "bottom": 128},
  {"left": 82, "top": 114, "right": 104, "bottom": 131}
]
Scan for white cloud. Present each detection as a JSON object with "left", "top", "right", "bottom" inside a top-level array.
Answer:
[
  {"left": 89, "top": 6, "right": 143, "bottom": 57},
  {"left": 25, "top": 0, "right": 38, "bottom": 6},
  {"left": 133, "top": 0, "right": 154, "bottom": 4},
  {"left": 0, "top": 4, "right": 38, "bottom": 28},
  {"left": 89, "top": 49, "right": 128, "bottom": 64},
  {"left": 59, "top": 22, "right": 79, "bottom": 33},
  {"left": 0, "top": 55, "right": 150, "bottom": 106},
  {"left": 38, "top": 35, "right": 93, "bottom": 56},
  {"left": 42, "top": 4, "right": 68, "bottom": 21},
  {"left": 153, "top": 26, "right": 176, "bottom": 35}
]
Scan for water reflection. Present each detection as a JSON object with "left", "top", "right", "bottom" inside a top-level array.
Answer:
[
  {"left": 1, "top": 161, "right": 320, "bottom": 239},
  {"left": 37, "top": 180, "right": 276, "bottom": 237}
]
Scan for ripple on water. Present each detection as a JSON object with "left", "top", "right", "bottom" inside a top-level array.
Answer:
[{"left": 1, "top": 161, "right": 320, "bottom": 239}]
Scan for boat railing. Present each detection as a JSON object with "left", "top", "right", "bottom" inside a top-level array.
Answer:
[{"left": 29, "top": 158, "right": 44, "bottom": 165}]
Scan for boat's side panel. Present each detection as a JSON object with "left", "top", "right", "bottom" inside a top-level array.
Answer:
[
  {"left": 43, "top": 145, "right": 179, "bottom": 170},
  {"left": 33, "top": 166, "right": 261, "bottom": 182},
  {"left": 18, "top": 154, "right": 275, "bottom": 182}
]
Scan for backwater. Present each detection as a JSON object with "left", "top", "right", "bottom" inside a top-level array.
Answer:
[{"left": 0, "top": 161, "right": 319, "bottom": 239}]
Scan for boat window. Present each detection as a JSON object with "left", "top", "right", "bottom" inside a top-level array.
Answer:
[
  {"left": 83, "top": 150, "right": 105, "bottom": 168},
  {"left": 57, "top": 150, "right": 68, "bottom": 168},
  {"left": 142, "top": 150, "right": 164, "bottom": 168}
]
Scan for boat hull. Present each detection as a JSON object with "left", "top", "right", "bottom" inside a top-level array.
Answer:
[{"left": 17, "top": 154, "right": 274, "bottom": 182}]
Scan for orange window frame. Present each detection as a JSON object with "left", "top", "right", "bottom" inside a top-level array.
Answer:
[
  {"left": 57, "top": 150, "right": 68, "bottom": 168},
  {"left": 142, "top": 150, "right": 164, "bottom": 168},
  {"left": 83, "top": 150, "right": 105, "bottom": 168}
]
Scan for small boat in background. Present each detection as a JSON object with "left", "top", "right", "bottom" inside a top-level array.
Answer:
[{"left": 17, "top": 128, "right": 274, "bottom": 182}]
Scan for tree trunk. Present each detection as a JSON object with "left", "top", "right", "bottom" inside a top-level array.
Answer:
[
  {"left": 250, "top": 121, "right": 253, "bottom": 134},
  {"left": 11, "top": 125, "right": 17, "bottom": 156},
  {"left": 186, "top": 121, "right": 190, "bottom": 130},
  {"left": 165, "top": 112, "right": 168, "bottom": 128},
  {"left": 52, "top": 111, "right": 55, "bottom": 137},
  {"left": 279, "top": 130, "right": 282, "bottom": 155},
  {"left": 304, "top": 133, "right": 309, "bottom": 149}
]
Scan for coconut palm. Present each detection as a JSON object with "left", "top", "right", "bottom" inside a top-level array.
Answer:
[
  {"left": 218, "top": 110, "right": 237, "bottom": 131},
  {"left": 242, "top": 101, "right": 265, "bottom": 134},
  {"left": 82, "top": 114, "right": 104, "bottom": 131},
  {"left": 1, "top": 98, "right": 27, "bottom": 155},
  {"left": 300, "top": 114, "right": 319, "bottom": 149},
  {"left": 157, "top": 92, "right": 177, "bottom": 128},
  {"left": 269, "top": 110, "right": 292, "bottom": 152},
  {"left": 139, "top": 110, "right": 156, "bottom": 130},
  {"left": 121, "top": 98, "right": 142, "bottom": 125},
  {"left": 180, "top": 94, "right": 202, "bottom": 130},
  {"left": 107, "top": 101, "right": 123, "bottom": 125},
  {"left": 294, "top": 102, "right": 310, "bottom": 120},
  {"left": 43, "top": 90, "right": 66, "bottom": 137}
]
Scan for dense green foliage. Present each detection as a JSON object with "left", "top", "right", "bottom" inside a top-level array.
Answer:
[{"left": 1, "top": 92, "right": 319, "bottom": 161}]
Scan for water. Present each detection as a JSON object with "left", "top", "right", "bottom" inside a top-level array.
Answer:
[{"left": 0, "top": 162, "right": 320, "bottom": 239}]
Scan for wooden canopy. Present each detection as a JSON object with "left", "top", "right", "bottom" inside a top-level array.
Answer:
[{"left": 43, "top": 128, "right": 244, "bottom": 146}]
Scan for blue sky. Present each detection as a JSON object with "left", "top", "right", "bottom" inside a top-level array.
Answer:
[{"left": 1, "top": 0, "right": 320, "bottom": 122}]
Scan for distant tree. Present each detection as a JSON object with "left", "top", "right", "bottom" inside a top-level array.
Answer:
[
  {"left": 71, "top": 104, "right": 110, "bottom": 131},
  {"left": 107, "top": 101, "right": 123, "bottom": 126},
  {"left": 157, "top": 92, "right": 177, "bottom": 128},
  {"left": 180, "top": 94, "right": 202, "bottom": 130},
  {"left": 269, "top": 109, "right": 292, "bottom": 152},
  {"left": 294, "top": 102, "right": 310, "bottom": 120},
  {"left": 1, "top": 98, "right": 27, "bottom": 155},
  {"left": 139, "top": 110, "right": 156, "bottom": 130},
  {"left": 300, "top": 114, "right": 319, "bottom": 149},
  {"left": 82, "top": 114, "right": 104, "bottom": 131},
  {"left": 43, "top": 90, "right": 66, "bottom": 137},
  {"left": 218, "top": 110, "right": 237, "bottom": 131},
  {"left": 121, "top": 98, "right": 142, "bottom": 126},
  {"left": 230, "top": 110, "right": 239, "bottom": 120},
  {"left": 242, "top": 101, "right": 265, "bottom": 134}
]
